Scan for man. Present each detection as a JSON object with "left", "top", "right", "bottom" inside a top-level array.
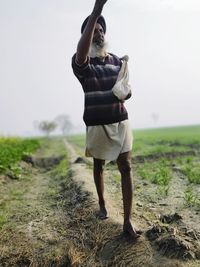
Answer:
[{"left": 72, "top": 0, "right": 142, "bottom": 239}]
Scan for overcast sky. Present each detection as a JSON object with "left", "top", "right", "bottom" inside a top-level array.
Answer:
[{"left": 1, "top": 0, "right": 200, "bottom": 136}]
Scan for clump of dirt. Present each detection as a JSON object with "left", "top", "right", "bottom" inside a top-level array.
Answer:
[
  {"left": 74, "top": 157, "right": 88, "bottom": 164},
  {"left": 146, "top": 225, "right": 177, "bottom": 241},
  {"left": 146, "top": 224, "right": 200, "bottom": 260},
  {"left": 21, "top": 154, "right": 34, "bottom": 164},
  {"left": 155, "top": 235, "right": 194, "bottom": 260},
  {"left": 22, "top": 154, "right": 65, "bottom": 169},
  {"left": 159, "top": 213, "right": 183, "bottom": 224}
]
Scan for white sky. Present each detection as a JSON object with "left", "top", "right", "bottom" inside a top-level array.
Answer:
[{"left": 0, "top": 0, "right": 200, "bottom": 136}]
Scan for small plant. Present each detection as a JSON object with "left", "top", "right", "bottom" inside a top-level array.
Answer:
[
  {"left": 9, "top": 165, "right": 22, "bottom": 179},
  {"left": 182, "top": 164, "right": 200, "bottom": 184},
  {"left": 184, "top": 187, "right": 197, "bottom": 207},
  {"left": 152, "top": 167, "right": 171, "bottom": 186},
  {"left": 157, "top": 185, "right": 170, "bottom": 196},
  {"left": 185, "top": 156, "right": 193, "bottom": 164}
]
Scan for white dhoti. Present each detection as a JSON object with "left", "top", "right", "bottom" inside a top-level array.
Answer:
[{"left": 85, "top": 119, "right": 133, "bottom": 161}]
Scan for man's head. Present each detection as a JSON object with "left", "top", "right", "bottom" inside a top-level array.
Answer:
[
  {"left": 81, "top": 15, "right": 106, "bottom": 35},
  {"left": 81, "top": 15, "right": 107, "bottom": 57}
]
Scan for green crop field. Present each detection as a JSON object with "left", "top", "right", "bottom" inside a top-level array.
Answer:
[
  {"left": 0, "top": 137, "right": 40, "bottom": 176},
  {"left": 68, "top": 125, "right": 200, "bottom": 247},
  {"left": 68, "top": 125, "right": 200, "bottom": 158},
  {"left": 68, "top": 124, "right": 200, "bottom": 194},
  {"left": 133, "top": 125, "right": 200, "bottom": 155},
  {"left": 133, "top": 125, "right": 200, "bottom": 185}
]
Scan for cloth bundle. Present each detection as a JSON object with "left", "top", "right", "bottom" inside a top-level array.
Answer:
[{"left": 112, "top": 55, "right": 132, "bottom": 101}]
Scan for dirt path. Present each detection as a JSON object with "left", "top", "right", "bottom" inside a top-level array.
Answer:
[{"left": 63, "top": 139, "right": 126, "bottom": 225}]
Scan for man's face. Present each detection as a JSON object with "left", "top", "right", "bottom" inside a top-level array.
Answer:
[{"left": 92, "top": 23, "right": 105, "bottom": 48}]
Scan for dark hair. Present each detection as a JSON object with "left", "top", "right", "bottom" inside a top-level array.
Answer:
[{"left": 81, "top": 15, "right": 106, "bottom": 34}]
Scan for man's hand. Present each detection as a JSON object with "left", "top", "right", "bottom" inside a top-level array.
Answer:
[
  {"left": 92, "top": 0, "right": 108, "bottom": 17},
  {"left": 75, "top": 0, "right": 107, "bottom": 65}
]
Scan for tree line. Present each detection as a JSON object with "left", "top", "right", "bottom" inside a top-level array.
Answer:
[{"left": 34, "top": 114, "right": 73, "bottom": 137}]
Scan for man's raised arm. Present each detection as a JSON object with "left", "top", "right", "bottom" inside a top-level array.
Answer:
[{"left": 75, "top": 0, "right": 108, "bottom": 65}]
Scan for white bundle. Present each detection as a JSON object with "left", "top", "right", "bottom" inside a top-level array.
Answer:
[{"left": 112, "top": 55, "right": 132, "bottom": 101}]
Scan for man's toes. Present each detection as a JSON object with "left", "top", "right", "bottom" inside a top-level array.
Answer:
[
  {"left": 136, "top": 229, "right": 143, "bottom": 235},
  {"left": 123, "top": 224, "right": 142, "bottom": 239},
  {"left": 123, "top": 229, "right": 140, "bottom": 239}
]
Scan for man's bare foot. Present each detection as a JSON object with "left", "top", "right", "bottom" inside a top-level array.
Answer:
[
  {"left": 123, "top": 222, "right": 142, "bottom": 239},
  {"left": 96, "top": 206, "right": 108, "bottom": 220}
]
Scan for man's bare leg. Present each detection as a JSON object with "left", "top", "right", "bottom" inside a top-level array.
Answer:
[
  {"left": 117, "top": 151, "right": 142, "bottom": 238},
  {"left": 93, "top": 158, "right": 108, "bottom": 219}
]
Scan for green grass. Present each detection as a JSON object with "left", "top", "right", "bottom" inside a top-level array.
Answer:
[
  {"left": 133, "top": 125, "right": 200, "bottom": 144},
  {"left": 50, "top": 156, "right": 69, "bottom": 181},
  {"left": 133, "top": 125, "right": 200, "bottom": 157}
]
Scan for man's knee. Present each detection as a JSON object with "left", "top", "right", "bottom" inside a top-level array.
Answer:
[
  {"left": 117, "top": 158, "right": 132, "bottom": 174},
  {"left": 94, "top": 158, "right": 105, "bottom": 173}
]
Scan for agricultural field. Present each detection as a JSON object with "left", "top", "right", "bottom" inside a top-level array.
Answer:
[
  {"left": 0, "top": 137, "right": 71, "bottom": 266},
  {"left": 69, "top": 125, "right": 200, "bottom": 213},
  {"left": 68, "top": 125, "right": 200, "bottom": 266},
  {"left": 0, "top": 125, "right": 200, "bottom": 267},
  {"left": 0, "top": 137, "right": 40, "bottom": 176}
]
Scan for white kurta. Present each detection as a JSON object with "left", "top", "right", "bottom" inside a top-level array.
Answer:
[{"left": 85, "top": 119, "right": 133, "bottom": 161}]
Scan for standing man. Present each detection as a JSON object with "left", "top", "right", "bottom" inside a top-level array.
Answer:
[{"left": 72, "top": 0, "right": 142, "bottom": 239}]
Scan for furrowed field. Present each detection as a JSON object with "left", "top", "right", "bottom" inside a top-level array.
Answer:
[
  {"left": 0, "top": 125, "right": 200, "bottom": 267},
  {"left": 69, "top": 125, "right": 200, "bottom": 213},
  {"left": 0, "top": 137, "right": 41, "bottom": 229},
  {"left": 69, "top": 125, "right": 200, "bottom": 188},
  {"left": 68, "top": 125, "right": 200, "bottom": 265}
]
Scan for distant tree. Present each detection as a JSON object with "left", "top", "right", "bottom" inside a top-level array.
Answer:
[
  {"left": 54, "top": 114, "right": 73, "bottom": 135},
  {"left": 38, "top": 121, "right": 57, "bottom": 137}
]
